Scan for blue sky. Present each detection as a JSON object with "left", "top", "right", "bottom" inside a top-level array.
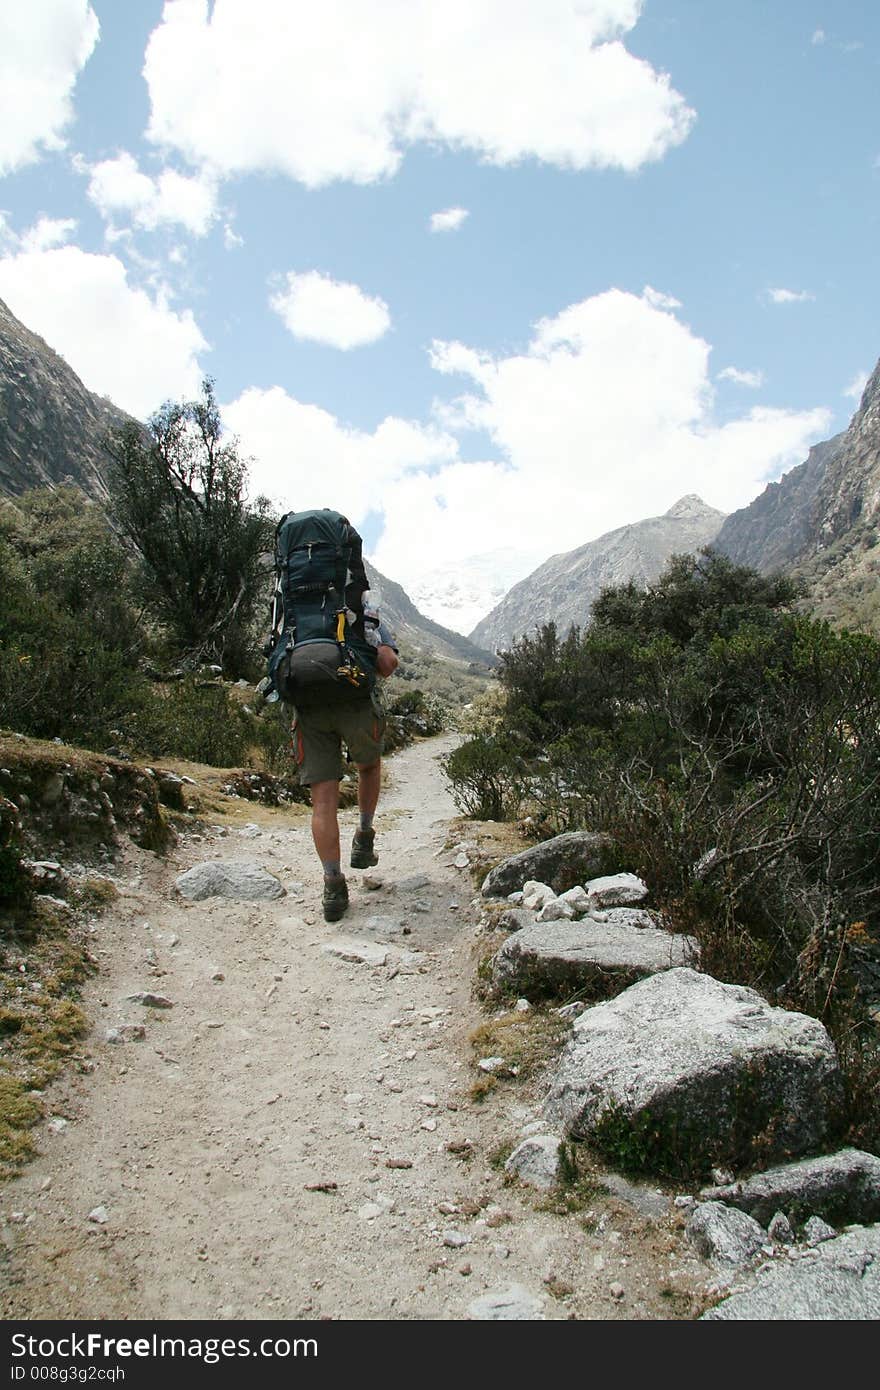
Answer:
[{"left": 0, "top": 1, "right": 877, "bottom": 632}]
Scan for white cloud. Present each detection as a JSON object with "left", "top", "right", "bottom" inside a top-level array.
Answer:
[
  {"left": 642, "top": 284, "right": 681, "bottom": 311},
  {"left": 430, "top": 207, "right": 469, "bottom": 233},
  {"left": 21, "top": 217, "right": 78, "bottom": 253},
  {"left": 0, "top": 245, "right": 207, "bottom": 417},
  {"left": 270, "top": 271, "right": 391, "bottom": 350},
  {"left": 718, "top": 366, "right": 764, "bottom": 388},
  {"left": 0, "top": 2, "right": 99, "bottom": 176},
  {"left": 84, "top": 151, "right": 218, "bottom": 236},
  {"left": 844, "top": 370, "right": 868, "bottom": 400},
  {"left": 223, "top": 223, "right": 244, "bottom": 250},
  {"left": 766, "top": 287, "right": 815, "bottom": 304},
  {"left": 223, "top": 386, "right": 459, "bottom": 517},
  {"left": 811, "top": 28, "right": 826, "bottom": 45},
  {"left": 376, "top": 288, "right": 830, "bottom": 591},
  {"left": 144, "top": 0, "right": 695, "bottom": 188}
]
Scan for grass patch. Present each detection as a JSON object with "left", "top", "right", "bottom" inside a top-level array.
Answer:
[
  {"left": 0, "top": 888, "right": 99, "bottom": 1180},
  {"left": 534, "top": 1140, "right": 606, "bottom": 1215},
  {"left": 469, "top": 1008, "right": 571, "bottom": 1082}
]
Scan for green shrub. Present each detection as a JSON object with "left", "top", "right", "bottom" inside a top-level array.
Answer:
[
  {"left": 122, "top": 680, "right": 252, "bottom": 766},
  {"left": 442, "top": 735, "right": 525, "bottom": 820}
]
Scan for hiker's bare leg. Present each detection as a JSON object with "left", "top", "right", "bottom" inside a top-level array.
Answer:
[
  {"left": 356, "top": 759, "right": 381, "bottom": 825},
  {"left": 310, "top": 779, "right": 341, "bottom": 868}
]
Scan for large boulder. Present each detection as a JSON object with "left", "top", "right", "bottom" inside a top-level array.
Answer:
[
  {"left": 491, "top": 920, "right": 697, "bottom": 999},
  {"left": 175, "top": 861, "right": 286, "bottom": 901},
  {"left": 707, "top": 1149, "right": 880, "bottom": 1228},
  {"left": 702, "top": 1224, "right": 880, "bottom": 1320},
  {"left": 481, "top": 832, "right": 612, "bottom": 898},
  {"left": 545, "top": 968, "right": 844, "bottom": 1176}
]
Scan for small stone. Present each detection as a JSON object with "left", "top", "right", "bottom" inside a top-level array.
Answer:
[
  {"left": 454, "top": 853, "right": 470, "bottom": 869},
  {"left": 304, "top": 1181, "right": 338, "bottom": 1192},
  {"left": 468, "top": 1284, "right": 545, "bottom": 1321},
  {"left": 442, "top": 1229, "right": 470, "bottom": 1249},
  {"left": 609, "top": 1281, "right": 625, "bottom": 1300},
  {"left": 674, "top": 1195, "right": 696, "bottom": 1211},
  {"left": 385, "top": 1158, "right": 413, "bottom": 1169},
  {"left": 126, "top": 992, "right": 173, "bottom": 1009},
  {"left": 419, "top": 1093, "right": 438, "bottom": 1107},
  {"left": 358, "top": 1202, "right": 384, "bottom": 1221},
  {"left": 46, "top": 1117, "right": 68, "bottom": 1134},
  {"left": 711, "top": 1168, "right": 735, "bottom": 1187},
  {"left": 804, "top": 1216, "right": 837, "bottom": 1247},
  {"left": 514, "top": 998, "right": 531, "bottom": 1013},
  {"left": 459, "top": 1263, "right": 472, "bottom": 1276},
  {"left": 420, "top": 1119, "right": 437, "bottom": 1132},
  {"left": 88, "top": 1206, "right": 109, "bottom": 1224},
  {"left": 767, "top": 1212, "right": 795, "bottom": 1245},
  {"left": 477, "top": 1056, "right": 505, "bottom": 1074}
]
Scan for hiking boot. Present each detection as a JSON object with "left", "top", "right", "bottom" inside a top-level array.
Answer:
[
  {"left": 350, "top": 828, "right": 378, "bottom": 869},
  {"left": 322, "top": 873, "right": 349, "bottom": 923}
]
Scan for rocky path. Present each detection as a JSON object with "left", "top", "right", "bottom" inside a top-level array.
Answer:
[{"left": 1, "top": 735, "right": 707, "bottom": 1321}]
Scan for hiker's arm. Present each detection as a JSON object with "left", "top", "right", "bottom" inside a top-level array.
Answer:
[{"left": 376, "top": 644, "right": 398, "bottom": 678}]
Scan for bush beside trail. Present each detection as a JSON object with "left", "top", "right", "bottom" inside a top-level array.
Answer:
[{"left": 444, "top": 550, "right": 880, "bottom": 1152}]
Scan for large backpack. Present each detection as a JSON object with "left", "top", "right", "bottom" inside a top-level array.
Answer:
[{"left": 265, "top": 508, "right": 377, "bottom": 703}]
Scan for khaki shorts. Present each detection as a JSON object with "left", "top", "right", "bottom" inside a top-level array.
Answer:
[{"left": 289, "top": 690, "right": 386, "bottom": 785}]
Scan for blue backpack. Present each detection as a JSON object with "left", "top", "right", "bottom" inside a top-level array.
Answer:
[{"left": 266, "top": 508, "right": 378, "bottom": 703}]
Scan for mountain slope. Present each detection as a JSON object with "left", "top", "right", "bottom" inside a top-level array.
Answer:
[
  {"left": 470, "top": 495, "right": 726, "bottom": 651},
  {"left": 0, "top": 295, "right": 135, "bottom": 500},
  {"left": 716, "top": 359, "right": 880, "bottom": 632},
  {"left": 364, "top": 560, "right": 496, "bottom": 667}
]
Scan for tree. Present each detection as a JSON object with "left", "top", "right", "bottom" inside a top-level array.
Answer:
[{"left": 106, "top": 379, "right": 274, "bottom": 673}]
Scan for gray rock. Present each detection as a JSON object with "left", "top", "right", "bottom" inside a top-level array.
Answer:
[
  {"left": 585, "top": 873, "right": 648, "bottom": 908},
  {"left": 104, "top": 1024, "right": 146, "bottom": 1044},
  {"left": 175, "top": 861, "right": 286, "bottom": 901},
  {"left": 504, "top": 1136, "right": 561, "bottom": 1190},
  {"left": 602, "top": 1172, "right": 670, "bottom": 1220},
  {"left": 558, "top": 885, "right": 591, "bottom": 916},
  {"left": 321, "top": 939, "right": 389, "bottom": 967},
  {"left": 126, "top": 992, "right": 173, "bottom": 1009},
  {"left": 442, "top": 1229, "right": 470, "bottom": 1248},
  {"left": 87, "top": 1206, "right": 109, "bottom": 1224},
  {"left": 536, "top": 897, "right": 574, "bottom": 923},
  {"left": 497, "top": 908, "right": 534, "bottom": 934},
  {"left": 767, "top": 1212, "right": 795, "bottom": 1245},
  {"left": 522, "top": 880, "right": 556, "bottom": 909},
  {"left": 468, "top": 1284, "right": 545, "bottom": 1320},
  {"left": 707, "top": 1149, "right": 880, "bottom": 1228},
  {"left": 491, "top": 921, "right": 696, "bottom": 997},
  {"left": 702, "top": 1224, "right": 880, "bottom": 1320},
  {"left": 545, "top": 969, "right": 844, "bottom": 1174},
  {"left": 602, "top": 907, "right": 665, "bottom": 931},
  {"left": 398, "top": 873, "right": 430, "bottom": 892},
  {"left": 686, "top": 1201, "right": 766, "bottom": 1266},
  {"left": 804, "top": 1216, "right": 837, "bottom": 1247},
  {"left": 481, "top": 832, "right": 613, "bottom": 898}
]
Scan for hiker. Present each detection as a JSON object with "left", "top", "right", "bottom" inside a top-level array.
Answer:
[{"left": 265, "top": 508, "right": 399, "bottom": 921}]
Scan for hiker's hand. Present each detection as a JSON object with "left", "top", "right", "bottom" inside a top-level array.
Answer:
[{"left": 376, "top": 644, "right": 398, "bottom": 678}]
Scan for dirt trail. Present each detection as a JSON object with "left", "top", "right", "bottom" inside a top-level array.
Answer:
[{"left": 1, "top": 735, "right": 707, "bottom": 1321}]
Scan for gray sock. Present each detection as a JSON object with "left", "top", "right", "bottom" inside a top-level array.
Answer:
[
  {"left": 322, "top": 860, "right": 342, "bottom": 879},
  {"left": 358, "top": 814, "right": 374, "bottom": 834}
]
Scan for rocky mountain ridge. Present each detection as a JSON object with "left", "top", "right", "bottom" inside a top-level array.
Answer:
[
  {"left": 0, "top": 295, "right": 134, "bottom": 501},
  {"left": 470, "top": 494, "right": 726, "bottom": 652},
  {"left": 716, "top": 359, "right": 880, "bottom": 631}
]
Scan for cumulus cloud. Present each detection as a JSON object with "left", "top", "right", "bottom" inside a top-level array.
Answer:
[
  {"left": 270, "top": 271, "right": 391, "bottom": 350},
  {"left": 766, "top": 287, "right": 815, "bottom": 304},
  {"left": 83, "top": 151, "right": 218, "bottom": 236},
  {"left": 144, "top": 0, "right": 695, "bottom": 187},
  {"left": 223, "top": 224, "right": 244, "bottom": 250},
  {"left": 642, "top": 284, "right": 681, "bottom": 311},
  {"left": 223, "top": 386, "right": 459, "bottom": 517},
  {"left": 0, "top": 246, "right": 207, "bottom": 417},
  {"left": 20, "top": 217, "right": 78, "bottom": 253},
  {"left": 0, "top": 2, "right": 99, "bottom": 176},
  {"left": 375, "top": 287, "right": 828, "bottom": 589},
  {"left": 718, "top": 366, "right": 764, "bottom": 388},
  {"left": 811, "top": 28, "right": 826, "bottom": 45},
  {"left": 224, "top": 287, "right": 830, "bottom": 610},
  {"left": 844, "top": 370, "right": 869, "bottom": 400},
  {"left": 430, "top": 207, "right": 469, "bottom": 233}
]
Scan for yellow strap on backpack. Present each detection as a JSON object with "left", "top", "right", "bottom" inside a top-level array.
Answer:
[{"left": 336, "top": 611, "right": 346, "bottom": 642}]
